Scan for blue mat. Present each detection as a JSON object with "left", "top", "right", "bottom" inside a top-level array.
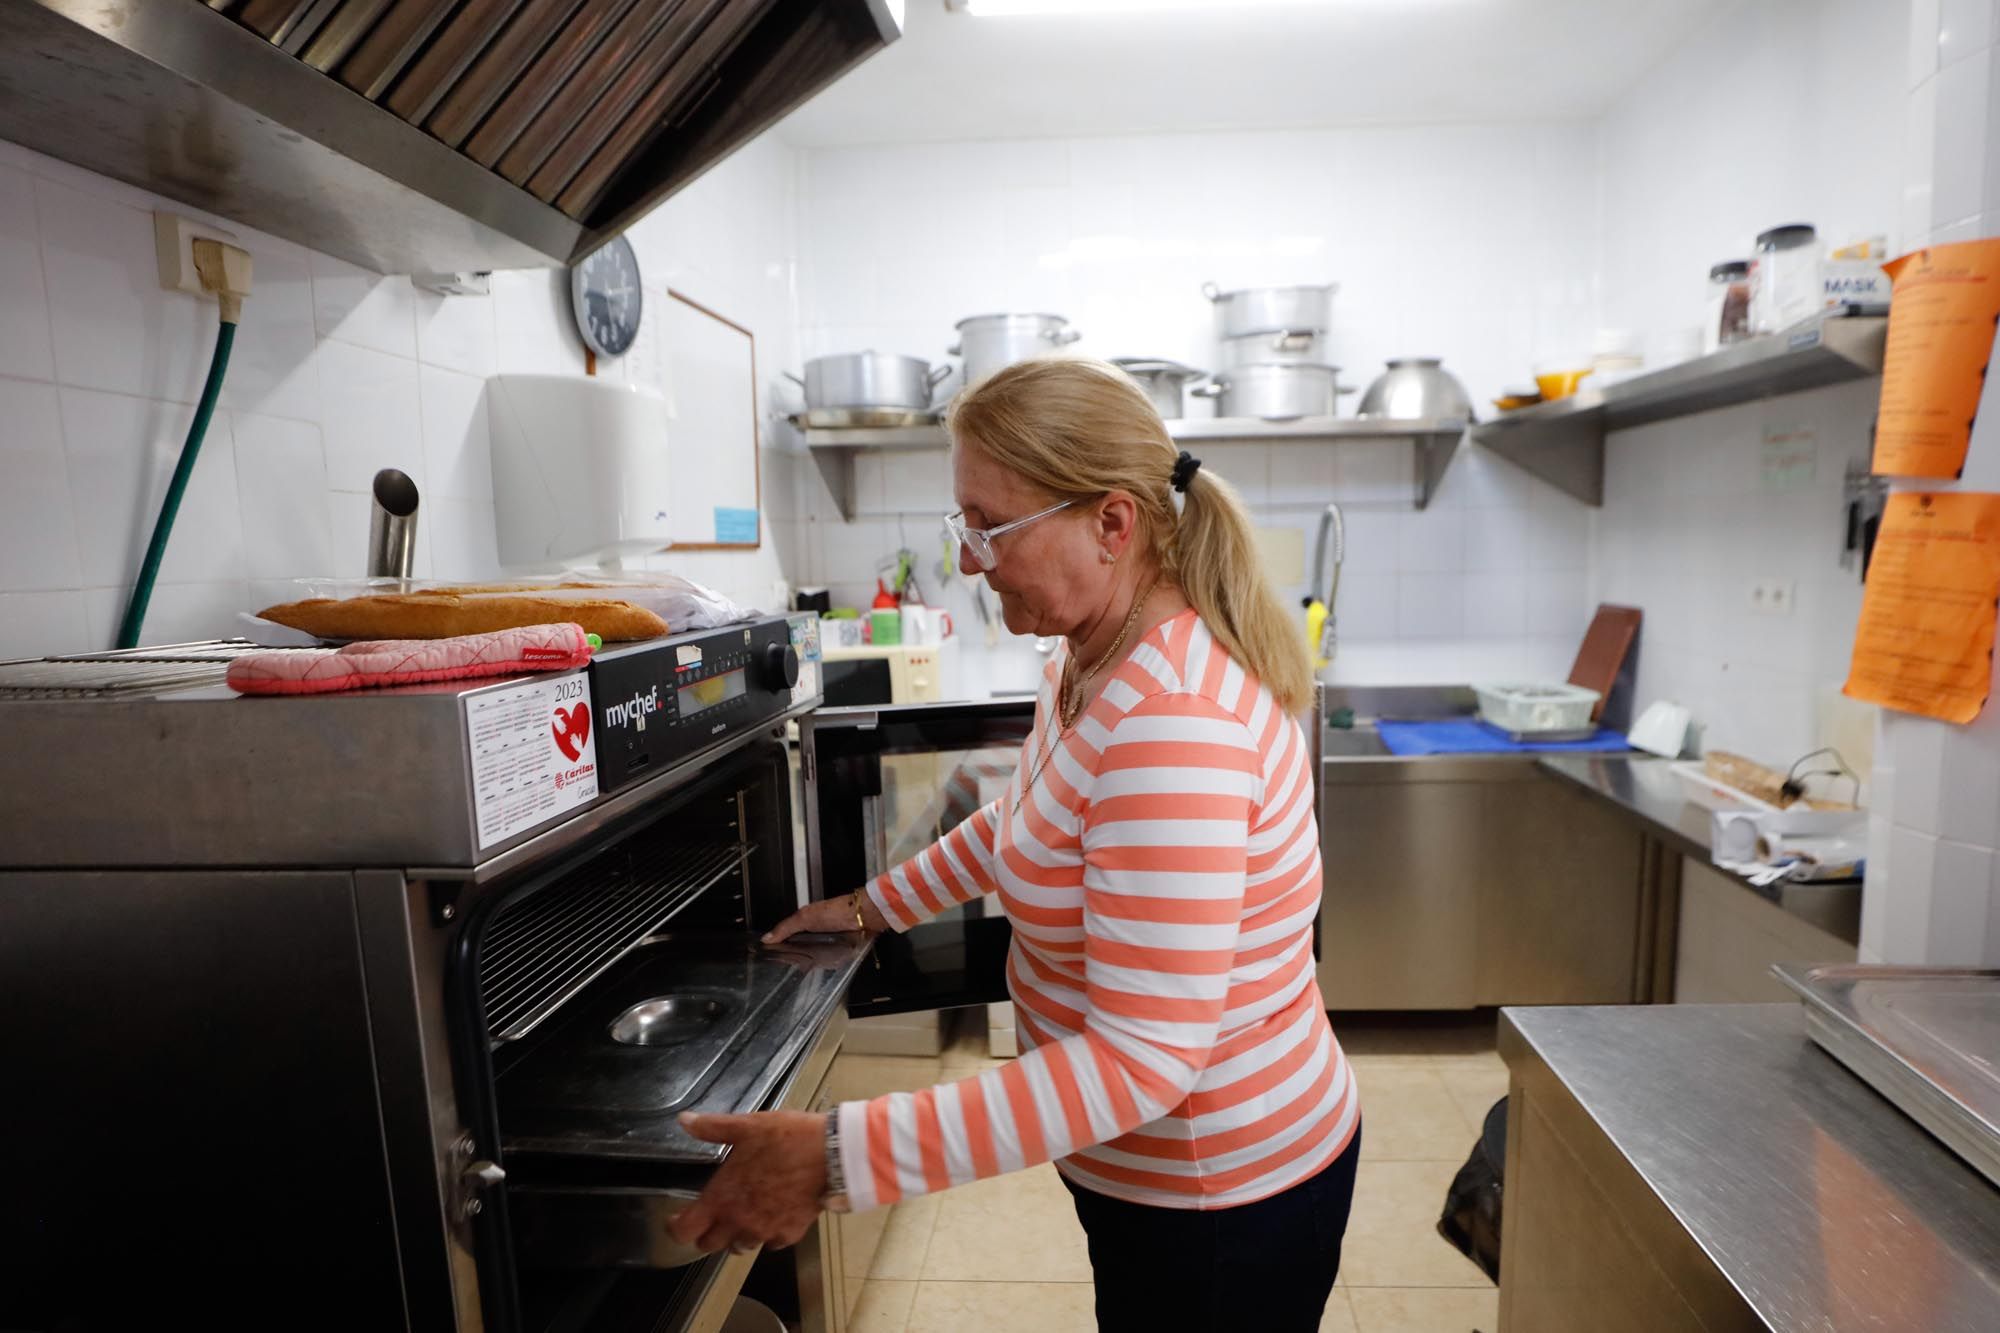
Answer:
[{"left": 1374, "top": 718, "right": 1633, "bottom": 756}]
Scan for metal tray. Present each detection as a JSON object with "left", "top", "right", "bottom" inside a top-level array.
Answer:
[{"left": 1775, "top": 963, "right": 2000, "bottom": 1189}]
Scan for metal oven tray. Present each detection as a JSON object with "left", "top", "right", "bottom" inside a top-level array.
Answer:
[
  {"left": 498, "top": 930, "right": 869, "bottom": 1164},
  {"left": 1775, "top": 963, "right": 2000, "bottom": 1189}
]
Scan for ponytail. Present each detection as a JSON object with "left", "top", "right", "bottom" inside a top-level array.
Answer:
[
  {"left": 1167, "top": 464, "right": 1314, "bottom": 714},
  {"left": 947, "top": 359, "right": 1314, "bottom": 714}
]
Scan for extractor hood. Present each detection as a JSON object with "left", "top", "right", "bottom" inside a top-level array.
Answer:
[{"left": 0, "top": 0, "right": 902, "bottom": 272}]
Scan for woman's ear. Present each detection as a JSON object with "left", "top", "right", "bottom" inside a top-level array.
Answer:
[{"left": 1095, "top": 490, "right": 1140, "bottom": 560}]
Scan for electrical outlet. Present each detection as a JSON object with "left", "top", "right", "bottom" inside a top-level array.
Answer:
[
  {"left": 154, "top": 211, "right": 240, "bottom": 296},
  {"left": 1747, "top": 577, "right": 1796, "bottom": 617}
]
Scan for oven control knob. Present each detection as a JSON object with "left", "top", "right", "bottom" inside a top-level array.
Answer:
[{"left": 761, "top": 642, "right": 800, "bottom": 691}]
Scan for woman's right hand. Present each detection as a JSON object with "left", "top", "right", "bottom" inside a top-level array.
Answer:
[{"left": 763, "top": 890, "right": 888, "bottom": 944}]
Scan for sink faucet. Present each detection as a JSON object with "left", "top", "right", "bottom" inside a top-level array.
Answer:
[{"left": 1308, "top": 503, "right": 1345, "bottom": 668}]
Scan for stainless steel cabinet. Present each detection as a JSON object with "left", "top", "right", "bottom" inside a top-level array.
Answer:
[
  {"left": 1475, "top": 776, "right": 1644, "bottom": 1005},
  {"left": 1316, "top": 747, "right": 1649, "bottom": 1010},
  {"left": 1317, "top": 779, "right": 1485, "bottom": 1009}
]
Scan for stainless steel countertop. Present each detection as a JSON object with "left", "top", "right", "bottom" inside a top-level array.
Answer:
[
  {"left": 1537, "top": 753, "right": 1861, "bottom": 945},
  {"left": 1502, "top": 1004, "right": 2000, "bottom": 1332}
]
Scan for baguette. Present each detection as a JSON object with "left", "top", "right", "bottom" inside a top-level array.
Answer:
[{"left": 258, "top": 593, "right": 668, "bottom": 643}]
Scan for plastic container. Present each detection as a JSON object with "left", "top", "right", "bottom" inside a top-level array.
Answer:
[
  {"left": 1749, "top": 224, "right": 1819, "bottom": 334},
  {"left": 1705, "top": 260, "right": 1752, "bottom": 353},
  {"left": 1474, "top": 682, "right": 1601, "bottom": 734}
]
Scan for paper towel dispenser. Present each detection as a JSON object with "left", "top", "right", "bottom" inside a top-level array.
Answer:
[{"left": 489, "top": 374, "right": 673, "bottom": 569}]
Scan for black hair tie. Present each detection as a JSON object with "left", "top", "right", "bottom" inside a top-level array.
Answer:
[{"left": 1171, "top": 450, "right": 1202, "bottom": 493}]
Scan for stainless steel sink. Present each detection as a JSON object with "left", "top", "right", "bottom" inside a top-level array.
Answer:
[{"left": 1321, "top": 727, "right": 1392, "bottom": 758}]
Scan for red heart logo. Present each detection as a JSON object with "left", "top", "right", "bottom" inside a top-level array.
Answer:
[{"left": 552, "top": 702, "right": 590, "bottom": 761}]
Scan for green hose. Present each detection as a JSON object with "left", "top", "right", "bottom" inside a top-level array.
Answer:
[{"left": 116, "top": 318, "right": 237, "bottom": 650}]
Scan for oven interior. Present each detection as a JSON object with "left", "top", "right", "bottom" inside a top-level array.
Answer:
[{"left": 453, "top": 737, "right": 850, "bottom": 1332}]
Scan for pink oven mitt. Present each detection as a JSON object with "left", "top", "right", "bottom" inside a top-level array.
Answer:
[{"left": 227, "top": 623, "right": 593, "bottom": 696}]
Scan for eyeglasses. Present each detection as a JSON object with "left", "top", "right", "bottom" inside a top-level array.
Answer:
[{"left": 944, "top": 500, "right": 1076, "bottom": 573}]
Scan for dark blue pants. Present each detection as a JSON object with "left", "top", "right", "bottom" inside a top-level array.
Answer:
[{"left": 1062, "top": 1124, "right": 1361, "bottom": 1333}]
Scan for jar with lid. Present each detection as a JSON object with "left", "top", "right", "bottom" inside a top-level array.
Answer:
[
  {"left": 1748, "top": 224, "right": 1819, "bottom": 334},
  {"left": 1705, "top": 260, "right": 1751, "bottom": 353}
]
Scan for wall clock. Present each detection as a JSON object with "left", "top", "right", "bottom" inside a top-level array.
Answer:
[{"left": 569, "top": 234, "right": 642, "bottom": 358}]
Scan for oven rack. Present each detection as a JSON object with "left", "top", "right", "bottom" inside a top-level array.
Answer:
[{"left": 480, "top": 837, "right": 756, "bottom": 1045}]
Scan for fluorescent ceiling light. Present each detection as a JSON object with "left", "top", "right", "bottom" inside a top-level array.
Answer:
[{"left": 955, "top": 0, "right": 1345, "bottom": 14}]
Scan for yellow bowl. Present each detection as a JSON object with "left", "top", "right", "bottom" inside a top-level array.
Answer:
[{"left": 1534, "top": 368, "right": 1594, "bottom": 401}]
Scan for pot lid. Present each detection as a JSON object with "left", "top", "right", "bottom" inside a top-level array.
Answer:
[
  {"left": 1204, "top": 282, "right": 1339, "bottom": 300},
  {"left": 953, "top": 311, "right": 1071, "bottom": 328},
  {"left": 1111, "top": 357, "right": 1206, "bottom": 379}
]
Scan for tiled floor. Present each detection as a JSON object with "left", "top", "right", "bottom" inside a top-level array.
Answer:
[{"left": 830, "top": 1013, "right": 1507, "bottom": 1333}]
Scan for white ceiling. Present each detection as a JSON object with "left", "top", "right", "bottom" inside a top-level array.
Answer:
[{"left": 778, "top": 0, "right": 1730, "bottom": 147}]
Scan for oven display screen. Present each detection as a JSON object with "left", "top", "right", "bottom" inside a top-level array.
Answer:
[{"left": 679, "top": 668, "right": 746, "bottom": 715}]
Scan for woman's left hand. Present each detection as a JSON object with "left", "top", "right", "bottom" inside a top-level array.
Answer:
[{"left": 668, "top": 1110, "right": 829, "bottom": 1254}]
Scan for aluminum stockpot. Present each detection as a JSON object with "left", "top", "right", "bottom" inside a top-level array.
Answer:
[
  {"left": 1356, "top": 357, "right": 1474, "bottom": 422},
  {"left": 1217, "top": 329, "right": 1326, "bottom": 369},
  {"left": 950, "top": 312, "right": 1081, "bottom": 386},
  {"left": 1202, "top": 282, "right": 1336, "bottom": 338},
  {"left": 787, "top": 351, "right": 950, "bottom": 427},
  {"left": 1110, "top": 358, "right": 1207, "bottom": 420},
  {"left": 1193, "top": 364, "right": 1345, "bottom": 421}
]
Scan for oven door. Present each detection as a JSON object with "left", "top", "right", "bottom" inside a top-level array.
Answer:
[{"left": 800, "top": 700, "right": 1035, "bottom": 1016}]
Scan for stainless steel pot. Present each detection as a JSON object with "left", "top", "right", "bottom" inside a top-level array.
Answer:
[
  {"left": 1110, "top": 357, "right": 1207, "bottom": 419},
  {"left": 949, "top": 312, "right": 1081, "bottom": 386},
  {"left": 1192, "top": 364, "right": 1345, "bottom": 421},
  {"left": 1217, "top": 329, "right": 1324, "bottom": 369},
  {"left": 1356, "top": 357, "right": 1474, "bottom": 422},
  {"left": 786, "top": 351, "right": 950, "bottom": 427},
  {"left": 1202, "top": 282, "right": 1336, "bottom": 338}
]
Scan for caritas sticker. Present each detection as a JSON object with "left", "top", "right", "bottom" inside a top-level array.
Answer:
[{"left": 466, "top": 672, "right": 600, "bottom": 850}]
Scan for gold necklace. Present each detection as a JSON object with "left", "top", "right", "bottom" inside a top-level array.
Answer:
[{"left": 1014, "top": 577, "right": 1158, "bottom": 814}]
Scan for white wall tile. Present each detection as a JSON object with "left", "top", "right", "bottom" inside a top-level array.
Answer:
[
  {"left": 492, "top": 268, "right": 588, "bottom": 378},
  {"left": 1884, "top": 826, "right": 1940, "bottom": 963},
  {"left": 1526, "top": 495, "right": 1591, "bottom": 572},
  {"left": 1268, "top": 443, "right": 1338, "bottom": 500},
  {"left": 1329, "top": 571, "right": 1397, "bottom": 641},
  {"left": 1905, "top": 74, "right": 1940, "bottom": 248},
  {"left": 1911, "top": 0, "right": 1944, "bottom": 86},
  {"left": 0, "top": 165, "right": 54, "bottom": 380},
  {"left": 1397, "top": 506, "right": 1464, "bottom": 574},
  {"left": 0, "top": 377, "right": 81, "bottom": 590},
  {"left": 414, "top": 289, "right": 498, "bottom": 377},
  {"left": 221, "top": 236, "right": 320, "bottom": 424},
  {"left": 1397, "top": 571, "right": 1465, "bottom": 638},
  {"left": 0, "top": 590, "right": 90, "bottom": 657},
  {"left": 428, "top": 497, "right": 503, "bottom": 582},
  {"left": 1932, "top": 48, "right": 1993, "bottom": 228},
  {"left": 1939, "top": 0, "right": 1994, "bottom": 66},
  {"left": 1331, "top": 441, "right": 1412, "bottom": 505},
  {"left": 60, "top": 386, "right": 244, "bottom": 588},
  {"left": 310, "top": 253, "right": 417, "bottom": 357},
  {"left": 318, "top": 340, "right": 425, "bottom": 494},
  {"left": 1929, "top": 839, "right": 1996, "bottom": 966},
  {"left": 123, "top": 579, "right": 251, "bottom": 645},
  {"left": 231, "top": 411, "right": 332, "bottom": 580},
  {"left": 1525, "top": 569, "right": 1589, "bottom": 640},
  {"left": 36, "top": 179, "right": 212, "bottom": 402},
  {"left": 1461, "top": 572, "right": 1529, "bottom": 639},
  {"left": 1461, "top": 505, "right": 1532, "bottom": 574},
  {"left": 1334, "top": 508, "right": 1400, "bottom": 575},
  {"left": 419, "top": 366, "right": 493, "bottom": 502}
]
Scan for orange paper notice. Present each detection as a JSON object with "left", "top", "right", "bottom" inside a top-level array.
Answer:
[
  {"left": 1872, "top": 239, "right": 2000, "bottom": 478},
  {"left": 1844, "top": 492, "right": 2000, "bottom": 724}
]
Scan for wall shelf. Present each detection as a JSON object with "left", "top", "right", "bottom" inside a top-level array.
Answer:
[
  {"left": 1469, "top": 312, "right": 1888, "bottom": 507},
  {"left": 800, "top": 416, "right": 1469, "bottom": 519}
]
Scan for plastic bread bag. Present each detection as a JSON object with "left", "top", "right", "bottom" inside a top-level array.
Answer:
[{"left": 556, "top": 568, "right": 757, "bottom": 630}]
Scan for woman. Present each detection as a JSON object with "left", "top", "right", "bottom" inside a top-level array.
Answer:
[{"left": 669, "top": 358, "right": 1359, "bottom": 1332}]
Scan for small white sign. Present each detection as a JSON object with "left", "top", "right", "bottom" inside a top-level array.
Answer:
[{"left": 466, "top": 673, "right": 599, "bottom": 851}]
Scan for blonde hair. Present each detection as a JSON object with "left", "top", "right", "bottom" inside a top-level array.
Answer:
[{"left": 948, "top": 358, "right": 1313, "bottom": 714}]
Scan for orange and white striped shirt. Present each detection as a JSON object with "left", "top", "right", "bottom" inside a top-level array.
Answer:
[{"left": 835, "top": 609, "right": 1356, "bottom": 1211}]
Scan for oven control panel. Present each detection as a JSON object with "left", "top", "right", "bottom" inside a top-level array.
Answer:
[{"left": 589, "top": 616, "right": 803, "bottom": 793}]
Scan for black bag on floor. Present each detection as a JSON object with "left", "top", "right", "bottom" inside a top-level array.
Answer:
[{"left": 1436, "top": 1096, "right": 1507, "bottom": 1283}]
